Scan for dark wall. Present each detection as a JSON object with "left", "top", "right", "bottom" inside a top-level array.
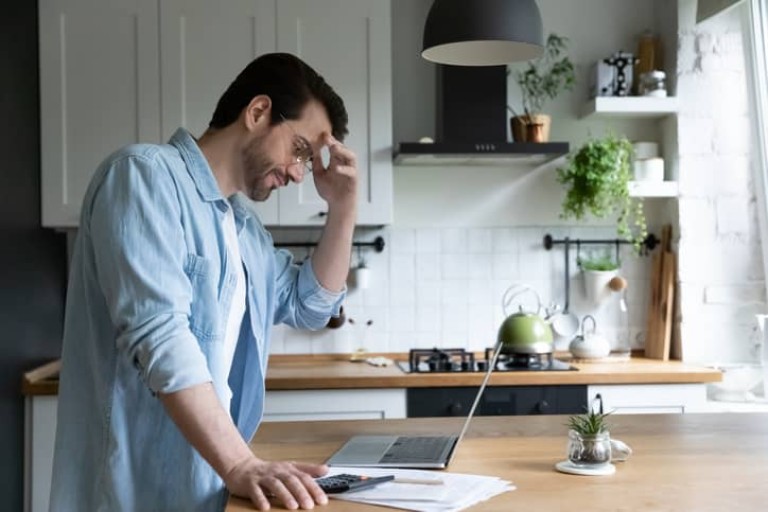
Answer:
[{"left": 0, "top": 2, "right": 68, "bottom": 510}]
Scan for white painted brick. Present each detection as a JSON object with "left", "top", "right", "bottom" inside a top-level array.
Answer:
[
  {"left": 717, "top": 156, "right": 752, "bottom": 196},
  {"left": 716, "top": 196, "right": 751, "bottom": 234},
  {"left": 678, "top": 241, "right": 717, "bottom": 282},
  {"left": 677, "top": 33, "right": 699, "bottom": 73},
  {"left": 712, "top": 116, "right": 752, "bottom": 155},
  {"left": 678, "top": 198, "right": 717, "bottom": 242},
  {"left": 695, "top": 31, "right": 716, "bottom": 56},
  {"left": 678, "top": 118, "right": 715, "bottom": 156}
]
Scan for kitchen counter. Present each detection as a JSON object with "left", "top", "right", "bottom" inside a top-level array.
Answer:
[
  {"left": 21, "top": 353, "right": 721, "bottom": 395},
  {"left": 228, "top": 413, "right": 768, "bottom": 511}
]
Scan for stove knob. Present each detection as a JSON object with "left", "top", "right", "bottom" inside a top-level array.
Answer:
[
  {"left": 449, "top": 403, "right": 464, "bottom": 416},
  {"left": 477, "top": 361, "right": 487, "bottom": 371},
  {"left": 535, "top": 400, "right": 550, "bottom": 414},
  {"left": 461, "top": 361, "right": 471, "bottom": 371}
]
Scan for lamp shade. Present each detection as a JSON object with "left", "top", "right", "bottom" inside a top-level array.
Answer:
[{"left": 422, "top": 0, "right": 544, "bottom": 66}]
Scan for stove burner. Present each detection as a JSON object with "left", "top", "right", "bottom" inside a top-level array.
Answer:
[
  {"left": 409, "top": 348, "right": 474, "bottom": 373},
  {"left": 403, "top": 347, "right": 575, "bottom": 373}
]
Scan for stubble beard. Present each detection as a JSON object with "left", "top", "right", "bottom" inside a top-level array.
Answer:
[{"left": 242, "top": 135, "right": 279, "bottom": 202}]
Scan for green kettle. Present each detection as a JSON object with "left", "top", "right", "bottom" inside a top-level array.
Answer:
[{"left": 498, "top": 285, "right": 554, "bottom": 354}]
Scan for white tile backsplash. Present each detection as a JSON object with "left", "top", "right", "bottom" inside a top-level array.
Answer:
[{"left": 270, "top": 226, "right": 653, "bottom": 355}]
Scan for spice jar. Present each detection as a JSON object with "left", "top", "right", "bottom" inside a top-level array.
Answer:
[{"left": 638, "top": 70, "right": 667, "bottom": 97}]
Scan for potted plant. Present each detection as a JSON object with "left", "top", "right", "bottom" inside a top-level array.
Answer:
[
  {"left": 509, "top": 33, "right": 576, "bottom": 143},
  {"left": 566, "top": 407, "right": 612, "bottom": 466},
  {"left": 578, "top": 250, "right": 620, "bottom": 305},
  {"left": 556, "top": 134, "right": 648, "bottom": 252}
]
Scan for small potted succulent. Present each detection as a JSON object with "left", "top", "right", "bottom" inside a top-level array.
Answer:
[
  {"left": 566, "top": 407, "right": 612, "bottom": 467},
  {"left": 557, "top": 133, "right": 648, "bottom": 252},
  {"left": 509, "top": 32, "right": 575, "bottom": 143}
]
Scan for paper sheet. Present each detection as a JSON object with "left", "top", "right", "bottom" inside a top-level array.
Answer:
[{"left": 327, "top": 467, "right": 515, "bottom": 512}]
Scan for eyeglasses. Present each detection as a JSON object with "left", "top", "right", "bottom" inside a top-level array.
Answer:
[{"left": 280, "top": 114, "right": 313, "bottom": 175}]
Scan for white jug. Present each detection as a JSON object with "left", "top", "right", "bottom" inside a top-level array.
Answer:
[{"left": 755, "top": 314, "right": 768, "bottom": 399}]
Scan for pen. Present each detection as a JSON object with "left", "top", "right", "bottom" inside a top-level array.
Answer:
[{"left": 393, "top": 477, "right": 444, "bottom": 485}]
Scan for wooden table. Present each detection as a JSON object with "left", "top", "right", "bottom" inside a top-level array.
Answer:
[{"left": 228, "top": 413, "right": 768, "bottom": 511}]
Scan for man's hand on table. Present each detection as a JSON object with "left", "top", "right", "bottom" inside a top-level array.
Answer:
[{"left": 224, "top": 458, "right": 330, "bottom": 510}]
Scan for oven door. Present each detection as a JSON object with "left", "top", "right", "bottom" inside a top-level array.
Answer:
[{"left": 406, "top": 385, "right": 588, "bottom": 417}]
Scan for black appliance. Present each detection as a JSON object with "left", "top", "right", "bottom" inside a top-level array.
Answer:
[
  {"left": 399, "top": 348, "right": 587, "bottom": 418},
  {"left": 394, "top": 66, "right": 568, "bottom": 163},
  {"left": 397, "top": 347, "right": 577, "bottom": 373}
]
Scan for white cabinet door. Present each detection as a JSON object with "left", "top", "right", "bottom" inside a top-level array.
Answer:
[
  {"left": 159, "top": 0, "right": 279, "bottom": 224},
  {"left": 39, "top": 0, "right": 160, "bottom": 227},
  {"left": 263, "top": 389, "right": 406, "bottom": 422},
  {"left": 588, "top": 384, "right": 708, "bottom": 415},
  {"left": 275, "top": 0, "right": 393, "bottom": 226}
]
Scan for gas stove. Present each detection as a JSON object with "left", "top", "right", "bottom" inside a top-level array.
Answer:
[{"left": 397, "top": 347, "right": 576, "bottom": 373}]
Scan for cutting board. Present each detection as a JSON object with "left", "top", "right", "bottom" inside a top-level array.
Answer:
[{"left": 644, "top": 225, "right": 676, "bottom": 360}]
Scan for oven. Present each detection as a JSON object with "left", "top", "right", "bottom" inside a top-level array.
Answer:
[{"left": 400, "top": 348, "right": 588, "bottom": 417}]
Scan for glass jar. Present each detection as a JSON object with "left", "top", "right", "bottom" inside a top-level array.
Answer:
[
  {"left": 638, "top": 70, "right": 667, "bottom": 97},
  {"left": 567, "top": 430, "right": 612, "bottom": 467}
]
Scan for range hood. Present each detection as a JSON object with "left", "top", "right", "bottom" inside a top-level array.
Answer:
[{"left": 394, "top": 66, "right": 568, "bottom": 165}]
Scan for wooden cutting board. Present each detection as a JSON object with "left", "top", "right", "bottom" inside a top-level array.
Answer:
[{"left": 644, "top": 225, "right": 675, "bottom": 360}]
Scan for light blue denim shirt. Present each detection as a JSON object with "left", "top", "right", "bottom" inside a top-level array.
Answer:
[{"left": 50, "top": 128, "right": 344, "bottom": 512}]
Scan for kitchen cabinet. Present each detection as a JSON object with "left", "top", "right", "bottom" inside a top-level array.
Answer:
[
  {"left": 588, "top": 383, "right": 707, "bottom": 414},
  {"left": 273, "top": 0, "right": 393, "bottom": 226},
  {"left": 24, "top": 395, "right": 57, "bottom": 512},
  {"left": 39, "top": 0, "right": 161, "bottom": 227},
  {"left": 263, "top": 389, "right": 406, "bottom": 422},
  {"left": 39, "top": 0, "right": 392, "bottom": 227}
]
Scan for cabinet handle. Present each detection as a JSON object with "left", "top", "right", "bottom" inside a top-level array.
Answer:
[
  {"left": 448, "top": 403, "right": 464, "bottom": 416},
  {"left": 317, "top": 211, "right": 327, "bottom": 218},
  {"left": 535, "top": 400, "right": 550, "bottom": 414}
]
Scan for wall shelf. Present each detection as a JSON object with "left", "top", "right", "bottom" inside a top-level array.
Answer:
[
  {"left": 581, "top": 97, "right": 680, "bottom": 119},
  {"left": 629, "top": 180, "right": 679, "bottom": 198}
]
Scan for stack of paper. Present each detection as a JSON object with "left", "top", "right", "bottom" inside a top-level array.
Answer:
[{"left": 327, "top": 467, "right": 515, "bottom": 512}]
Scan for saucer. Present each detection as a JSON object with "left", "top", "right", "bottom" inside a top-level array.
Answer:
[{"left": 555, "top": 460, "right": 616, "bottom": 476}]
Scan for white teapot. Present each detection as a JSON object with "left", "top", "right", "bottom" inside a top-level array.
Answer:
[{"left": 569, "top": 315, "right": 611, "bottom": 359}]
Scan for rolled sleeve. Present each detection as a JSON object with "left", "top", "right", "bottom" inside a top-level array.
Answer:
[
  {"left": 86, "top": 153, "right": 212, "bottom": 394},
  {"left": 273, "top": 250, "right": 346, "bottom": 329}
]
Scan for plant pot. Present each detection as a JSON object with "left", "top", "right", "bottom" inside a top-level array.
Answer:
[
  {"left": 582, "top": 269, "right": 618, "bottom": 305},
  {"left": 510, "top": 114, "right": 551, "bottom": 143},
  {"left": 567, "top": 430, "right": 612, "bottom": 467}
]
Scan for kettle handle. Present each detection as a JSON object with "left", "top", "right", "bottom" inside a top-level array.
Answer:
[{"left": 501, "top": 284, "right": 542, "bottom": 317}]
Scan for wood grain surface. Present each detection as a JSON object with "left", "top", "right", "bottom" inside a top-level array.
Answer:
[
  {"left": 22, "top": 355, "right": 721, "bottom": 395},
  {"left": 228, "top": 413, "right": 768, "bottom": 511}
]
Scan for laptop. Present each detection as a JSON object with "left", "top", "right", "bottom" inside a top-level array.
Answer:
[{"left": 326, "top": 342, "right": 504, "bottom": 469}]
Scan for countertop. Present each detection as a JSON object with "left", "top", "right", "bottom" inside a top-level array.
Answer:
[
  {"left": 228, "top": 413, "right": 768, "bottom": 511},
  {"left": 22, "top": 353, "right": 721, "bottom": 396}
]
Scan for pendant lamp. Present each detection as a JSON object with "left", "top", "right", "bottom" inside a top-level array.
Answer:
[{"left": 422, "top": 0, "right": 544, "bottom": 66}]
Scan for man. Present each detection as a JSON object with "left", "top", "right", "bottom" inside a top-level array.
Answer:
[{"left": 50, "top": 53, "right": 356, "bottom": 511}]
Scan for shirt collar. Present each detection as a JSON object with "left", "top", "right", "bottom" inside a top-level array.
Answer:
[{"left": 169, "top": 128, "right": 224, "bottom": 203}]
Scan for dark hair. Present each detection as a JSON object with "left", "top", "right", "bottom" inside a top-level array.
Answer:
[{"left": 209, "top": 53, "right": 348, "bottom": 141}]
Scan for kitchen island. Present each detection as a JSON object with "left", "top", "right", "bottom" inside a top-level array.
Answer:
[{"left": 228, "top": 413, "right": 768, "bottom": 511}]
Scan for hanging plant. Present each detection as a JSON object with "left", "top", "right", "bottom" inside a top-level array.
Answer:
[{"left": 556, "top": 134, "right": 647, "bottom": 251}]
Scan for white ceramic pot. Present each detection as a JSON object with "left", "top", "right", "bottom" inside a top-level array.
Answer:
[{"left": 582, "top": 269, "right": 618, "bottom": 305}]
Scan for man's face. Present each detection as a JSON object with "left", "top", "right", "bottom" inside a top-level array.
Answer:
[{"left": 240, "top": 101, "right": 332, "bottom": 202}]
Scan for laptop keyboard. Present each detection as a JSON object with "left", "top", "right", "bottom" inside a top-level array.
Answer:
[{"left": 380, "top": 436, "right": 455, "bottom": 462}]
